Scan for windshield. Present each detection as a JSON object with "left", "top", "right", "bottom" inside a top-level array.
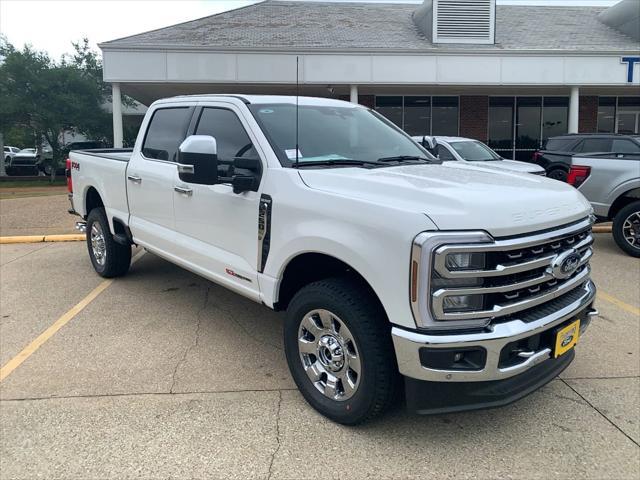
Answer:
[
  {"left": 449, "top": 141, "right": 502, "bottom": 162},
  {"left": 19, "top": 149, "right": 35, "bottom": 154},
  {"left": 248, "top": 103, "right": 436, "bottom": 167}
]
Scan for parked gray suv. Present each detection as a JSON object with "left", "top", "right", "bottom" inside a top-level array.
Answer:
[{"left": 568, "top": 152, "right": 640, "bottom": 256}]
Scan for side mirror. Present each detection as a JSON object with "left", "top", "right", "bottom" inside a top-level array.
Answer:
[
  {"left": 177, "top": 135, "right": 218, "bottom": 185},
  {"left": 422, "top": 136, "right": 437, "bottom": 150}
]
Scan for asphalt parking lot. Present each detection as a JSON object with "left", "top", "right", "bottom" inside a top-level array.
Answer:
[{"left": 1, "top": 234, "right": 638, "bottom": 479}]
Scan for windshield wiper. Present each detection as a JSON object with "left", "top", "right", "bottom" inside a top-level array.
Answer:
[
  {"left": 377, "top": 155, "right": 433, "bottom": 163},
  {"left": 292, "top": 159, "right": 380, "bottom": 168}
]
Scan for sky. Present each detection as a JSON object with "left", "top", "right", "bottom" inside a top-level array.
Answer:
[{"left": 0, "top": 0, "right": 622, "bottom": 60}]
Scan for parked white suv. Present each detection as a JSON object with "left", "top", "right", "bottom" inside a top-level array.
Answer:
[
  {"left": 413, "top": 136, "right": 546, "bottom": 175},
  {"left": 68, "top": 95, "right": 596, "bottom": 424}
]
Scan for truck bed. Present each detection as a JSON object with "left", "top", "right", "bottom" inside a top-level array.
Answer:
[{"left": 69, "top": 149, "right": 133, "bottom": 225}]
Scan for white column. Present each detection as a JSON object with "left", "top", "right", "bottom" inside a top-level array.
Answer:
[
  {"left": 568, "top": 86, "right": 580, "bottom": 134},
  {"left": 112, "top": 83, "right": 123, "bottom": 148},
  {"left": 349, "top": 84, "right": 358, "bottom": 104}
]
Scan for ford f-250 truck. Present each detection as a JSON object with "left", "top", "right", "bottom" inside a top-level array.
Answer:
[{"left": 68, "top": 95, "right": 597, "bottom": 424}]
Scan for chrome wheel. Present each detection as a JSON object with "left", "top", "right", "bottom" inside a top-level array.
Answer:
[
  {"left": 298, "top": 309, "right": 361, "bottom": 401},
  {"left": 90, "top": 222, "right": 107, "bottom": 266},
  {"left": 622, "top": 211, "right": 640, "bottom": 248}
]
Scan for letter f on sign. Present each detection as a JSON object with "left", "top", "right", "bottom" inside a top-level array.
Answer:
[{"left": 622, "top": 57, "right": 640, "bottom": 83}]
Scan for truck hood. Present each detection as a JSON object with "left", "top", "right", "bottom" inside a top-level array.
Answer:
[
  {"left": 467, "top": 159, "right": 545, "bottom": 175},
  {"left": 298, "top": 162, "right": 591, "bottom": 237}
]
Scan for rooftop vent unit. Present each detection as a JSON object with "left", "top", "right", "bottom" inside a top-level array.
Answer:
[{"left": 414, "top": 0, "right": 496, "bottom": 45}]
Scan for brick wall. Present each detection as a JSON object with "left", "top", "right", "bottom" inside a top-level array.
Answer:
[
  {"left": 459, "top": 96, "right": 489, "bottom": 141},
  {"left": 579, "top": 96, "right": 598, "bottom": 133}
]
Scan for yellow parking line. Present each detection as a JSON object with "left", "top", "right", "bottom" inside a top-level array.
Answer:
[
  {"left": 0, "top": 251, "right": 145, "bottom": 383},
  {"left": 598, "top": 291, "right": 640, "bottom": 317},
  {"left": 0, "top": 279, "right": 113, "bottom": 382}
]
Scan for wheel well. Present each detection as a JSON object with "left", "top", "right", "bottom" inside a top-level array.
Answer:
[
  {"left": 274, "top": 253, "right": 383, "bottom": 312},
  {"left": 609, "top": 189, "right": 640, "bottom": 220},
  {"left": 85, "top": 187, "right": 104, "bottom": 218}
]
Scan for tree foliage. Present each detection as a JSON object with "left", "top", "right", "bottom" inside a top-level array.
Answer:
[{"left": 0, "top": 36, "right": 114, "bottom": 174}]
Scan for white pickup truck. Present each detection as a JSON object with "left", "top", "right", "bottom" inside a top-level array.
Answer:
[{"left": 68, "top": 95, "right": 597, "bottom": 424}]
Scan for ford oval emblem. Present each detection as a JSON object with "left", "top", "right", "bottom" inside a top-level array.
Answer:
[
  {"left": 561, "top": 335, "right": 574, "bottom": 347},
  {"left": 550, "top": 250, "right": 582, "bottom": 279}
]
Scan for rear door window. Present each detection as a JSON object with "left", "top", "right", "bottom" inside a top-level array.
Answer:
[
  {"left": 142, "top": 107, "right": 192, "bottom": 161},
  {"left": 545, "top": 138, "right": 574, "bottom": 151},
  {"left": 612, "top": 139, "right": 640, "bottom": 154},
  {"left": 575, "top": 138, "right": 612, "bottom": 153}
]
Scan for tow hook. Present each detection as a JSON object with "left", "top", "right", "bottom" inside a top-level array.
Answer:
[{"left": 75, "top": 221, "right": 87, "bottom": 233}]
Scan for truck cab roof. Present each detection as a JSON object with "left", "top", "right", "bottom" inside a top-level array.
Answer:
[{"left": 155, "top": 94, "right": 357, "bottom": 108}]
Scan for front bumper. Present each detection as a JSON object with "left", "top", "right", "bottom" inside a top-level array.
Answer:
[{"left": 392, "top": 280, "right": 596, "bottom": 384}]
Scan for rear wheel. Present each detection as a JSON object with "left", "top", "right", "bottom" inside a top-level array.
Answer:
[
  {"left": 284, "top": 277, "right": 398, "bottom": 425},
  {"left": 547, "top": 169, "right": 568, "bottom": 182},
  {"left": 612, "top": 201, "right": 640, "bottom": 257},
  {"left": 86, "top": 208, "right": 131, "bottom": 277}
]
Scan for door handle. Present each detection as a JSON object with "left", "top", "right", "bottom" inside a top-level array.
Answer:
[
  {"left": 174, "top": 186, "right": 193, "bottom": 196},
  {"left": 127, "top": 175, "right": 142, "bottom": 184}
]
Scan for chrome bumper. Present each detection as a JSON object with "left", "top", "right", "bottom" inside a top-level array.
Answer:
[{"left": 392, "top": 281, "right": 596, "bottom": 383}]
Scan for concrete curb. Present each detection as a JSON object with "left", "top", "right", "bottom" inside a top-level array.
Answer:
[
  {"left": 0, "top": 234, "right": 85, "bottom": 244},
  {"left": 592, "top": 226, "right": 612, "bottom": 233}
]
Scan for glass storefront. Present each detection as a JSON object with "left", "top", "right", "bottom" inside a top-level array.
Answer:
[
  {"left": 488, "top": 96, "right": 569, "bottom": 161},
  {"left": 375, "top": 96, "right": 459, "bottom": 136},
  {"left": 598, "top": 97, "right": 640, "bottom": 134}
]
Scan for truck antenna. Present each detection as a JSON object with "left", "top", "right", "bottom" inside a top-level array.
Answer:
[{"left": 295, "top": 55, "right": 300, "bottom": 168}]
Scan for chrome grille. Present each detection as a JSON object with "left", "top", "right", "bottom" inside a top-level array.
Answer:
[{"left": 430, "top": 218, "right": 593, "bottom": 322}]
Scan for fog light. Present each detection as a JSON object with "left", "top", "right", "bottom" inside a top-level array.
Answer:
[
  {"left": 419, "top": 347, "right": 487, "bottom": 371},
  {"left": 442, "top": 294, "right": 484, "bottom": 312},
  {"left": 445, "top": 252, "right": 485, "bottom": 271}
]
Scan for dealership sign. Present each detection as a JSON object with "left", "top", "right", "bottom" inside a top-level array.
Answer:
[{"left": 622, "top": 57, "right": 640, "bottom": 83}]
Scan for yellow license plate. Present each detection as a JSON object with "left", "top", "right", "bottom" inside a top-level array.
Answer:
[{"left": 554, "top": 319, "right": 580, "bottom": 358}]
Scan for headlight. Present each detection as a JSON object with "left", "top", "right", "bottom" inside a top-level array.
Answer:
[
  {"left": 410, "top": 231, "right": 493, "bottom": 331},
  {"left": 444, "top": 252, "right": 485, "bottom": 271}
]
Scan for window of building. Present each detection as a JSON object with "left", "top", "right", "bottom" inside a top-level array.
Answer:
[
  {"left": 195, "top": 108, "right": 256, "bottom": 162},
  {"left": 375, "top": 96, "right": 403, "bottom": 129},
  {"left": 142, "top": 107, "right": 192, "bottom": 161},
  {"left": 489, "top": 97, "right": 568, "bottom": 161},
  {"left": 597, "top": 97, "right": 640, "bottom": 134},
  {"left": 375, "top": 96, "right": 459, "bottom": 136}
]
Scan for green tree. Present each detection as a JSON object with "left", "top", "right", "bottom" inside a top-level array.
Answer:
[{"left": 0, "top": 37, "right": 114, "bottom": 178}]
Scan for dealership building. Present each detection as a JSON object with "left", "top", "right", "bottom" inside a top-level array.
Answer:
[{"left": 101, "top": 0, "right": 640, "bottom": 160}]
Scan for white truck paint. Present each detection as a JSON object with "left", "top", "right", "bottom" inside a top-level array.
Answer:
[{"left": 69, "top": 95, "right": 597, "bottom": 424}]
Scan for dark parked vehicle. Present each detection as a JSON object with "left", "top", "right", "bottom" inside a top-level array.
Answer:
[
  {"left": 39, "top": 141, "right": 105, "bottom": 175},
  {"left": 531, "top": 134, "right": 640, "bottom": 182}
]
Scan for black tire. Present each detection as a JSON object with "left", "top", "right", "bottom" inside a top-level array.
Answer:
[
  {"left": 86, "top": 207, "right": 131, "bottom": 277},
  {"left": 284, "top": 277, "right": 399, "bottom": 425},
  {"left": 547, "top": 168, "right": 568, "bottom": 182},
  {"left": 612, "top": 201, "right": 640, "bottom": 258}
]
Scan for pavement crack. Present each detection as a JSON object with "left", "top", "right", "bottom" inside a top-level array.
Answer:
[
  {"left": 560, "top": 378, "right": 640, "bottom": 448},
  {"left": 267, "top": 390, "right": 283, "bottom": 480},
  {"left": 0, "top": 387, "right": 297, "bottom": 403},
  {"left": 0, "top": 242, "right": 52, "bottom": 267},
  {"left": 169, "top": 286, "right": 210, "bottom": 394}
]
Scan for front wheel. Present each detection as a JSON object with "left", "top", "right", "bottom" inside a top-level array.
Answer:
[
  {"left": 612, "top": 201, "right": 640, "bottom": 257},
  {"left": 284, "top": 277, "right": 398, "bottom": 425},
  {"left": 86, "top": 208, "right": 131, "bottom": 277}
]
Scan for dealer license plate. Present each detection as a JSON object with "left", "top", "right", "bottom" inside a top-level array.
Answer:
[{"left": 554, "top": 319, "right": 580, "bottom": 358}]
